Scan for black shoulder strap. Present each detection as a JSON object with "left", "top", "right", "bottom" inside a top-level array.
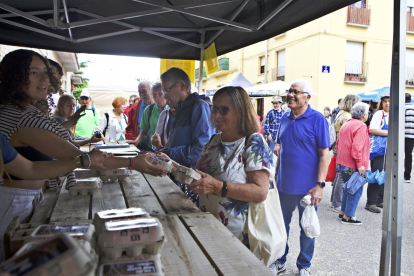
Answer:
[
  {"left": 148, "top": 103, "right": 156, "bottom": 126},
  {"left": 103, "top": 112, "right": 109, "bottom": 135},
  {"left": 122, "top": 113, "right": 127, "bottom": 124}
]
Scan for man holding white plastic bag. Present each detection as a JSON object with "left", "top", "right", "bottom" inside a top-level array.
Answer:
[{"left": 270, "top": 80, "right": 330, "bottom": 276}]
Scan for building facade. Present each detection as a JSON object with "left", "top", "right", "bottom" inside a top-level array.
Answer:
[{"left": 196, "top": 0, "right": 414, "bottom": 118}]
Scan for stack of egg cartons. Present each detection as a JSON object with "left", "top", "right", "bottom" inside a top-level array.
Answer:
[
  {"left": 0, "top": 224, "right": 98, "bottom": 276},
  {"left": 94, "top": 208, "right": 165, "bottom": 276}
]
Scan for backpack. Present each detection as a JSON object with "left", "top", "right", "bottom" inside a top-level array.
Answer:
[{"left": 103, "top": 112, "right": 128, "bottom": 135}]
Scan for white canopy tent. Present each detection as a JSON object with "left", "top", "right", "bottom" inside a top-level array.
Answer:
[
  {"left": 206, "top": 72, "right": 253, "bottom": 96},
  {"left": 244, "top": 80, "right": 290, "bottom": 97}
]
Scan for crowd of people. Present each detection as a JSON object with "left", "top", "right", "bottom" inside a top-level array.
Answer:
[{"left": 0, "top": 48, "right": 412, "bottom": 276}]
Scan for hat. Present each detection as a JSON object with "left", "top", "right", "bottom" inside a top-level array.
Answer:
[
  {"left": 79, "top": 89, "right": 90, "bottom": 98},
  {"left": 271, "top": 96, "right": 283, "bottom": 103},
  {"left": 381, "top": 93, "right": 390, "bottom": 99}
]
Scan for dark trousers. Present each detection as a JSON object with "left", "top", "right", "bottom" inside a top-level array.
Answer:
[
  {"left": 367, "top": 155, "right": 385, "bottom": 206},
  {"left": 405, "top": 138, "right": 414, "bottom": 179}
]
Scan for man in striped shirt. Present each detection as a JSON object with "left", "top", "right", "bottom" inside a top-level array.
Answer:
[
  {"left": 405, "top": 93, "right": 414, "bottom": 183},
  {"left": 264, "top": 96, "right": 285, "bottom": 154}
]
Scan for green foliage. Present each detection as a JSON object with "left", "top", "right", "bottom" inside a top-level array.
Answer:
[{"left": 73, "top": 60, "right": 91, "bottom": 103}]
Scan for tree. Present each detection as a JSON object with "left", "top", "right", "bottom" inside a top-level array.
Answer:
[{"left": 73, "top": 60, "right": 91, "bottom": 102}]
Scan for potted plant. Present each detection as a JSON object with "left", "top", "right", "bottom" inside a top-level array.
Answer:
[
  {"left": 345, "top": 74, "right": 351, "bottom": 81},
  {"left": 410, "top": 79, "right": 414, "bottom": 85},
  {"left": 359, "top": 74, "right": 366, "bottom": 82},
  {"left": 406, "top": 80, "right": 409, "bottom": 85}
]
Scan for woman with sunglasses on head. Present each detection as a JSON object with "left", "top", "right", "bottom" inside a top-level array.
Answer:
[{"left": 189, "top": 86, "right": 275, "bottom": 247}]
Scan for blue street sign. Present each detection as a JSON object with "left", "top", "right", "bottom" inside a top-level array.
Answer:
[{"left": 322, "top": 66, "right": 330, "bottom": 73}]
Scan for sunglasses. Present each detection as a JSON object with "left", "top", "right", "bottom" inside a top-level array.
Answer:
[
  {"left": 213, "top": 105, "right": 232, "bottom": 115},
  {"left": 162, "top": 81, "right": 178, "bottom": 95}
]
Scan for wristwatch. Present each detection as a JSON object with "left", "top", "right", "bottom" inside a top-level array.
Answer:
[
  {"left": 221, "top": 181, "right": 228, "bottom": 197},
  {"left": 317, "top": 181, "right": 325, "bottom": 188}
]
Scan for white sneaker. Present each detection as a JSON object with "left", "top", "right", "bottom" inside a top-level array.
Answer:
[
  {"left": 269, "top": 260, "right": 286, "bottom": 275},
  {"left": 332, "top": 206, "right": 341, "bottom": 213},
  {"left": 299, "top": 267, "right": 311, "bottom": 276},
  {"left": 405, "top": 179, "right": 411, "bottom": 183}
]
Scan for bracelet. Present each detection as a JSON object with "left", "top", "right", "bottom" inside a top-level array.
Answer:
[
  {"left": 85, "top": 153, "right": 91, "bottom": 169},
  {"left": 221, "top": 181, "right": 228, "bottom": 197}
]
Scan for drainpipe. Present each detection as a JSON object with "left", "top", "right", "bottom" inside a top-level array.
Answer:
[{"left": 263, "top": 39, "right": 268, "bottom": 84}]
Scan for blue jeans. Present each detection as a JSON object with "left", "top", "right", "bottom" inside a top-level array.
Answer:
[
  {"left": 267, "top": 139, "right": 275, "bottom": 154},
  {"left": 277, "top": 192, "right": 316, "bottom": 269},
  {"left": 341, "top": 186, "right": 363, "bottom": 218}
]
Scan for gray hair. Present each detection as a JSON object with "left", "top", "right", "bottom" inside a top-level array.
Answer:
[
  {"left": 339, "top": 94, "right": 361, "bottom": 112},
  {"left": 351, "top": 102, "right": 369, "bottom": 119},
  {"left": 151, "top": 82, "right": 162, "bottom": 93},
  {"left": 160, "top": 67, "right": 191, "bottom": 90},
  {"left": 291, "top": 79, "right": 313, "bottom": 94}
]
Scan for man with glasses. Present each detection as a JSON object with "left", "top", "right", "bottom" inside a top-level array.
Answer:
[
  {"left": 160, "top": 67, "right": 215, "bottom": 205},
  {"left": 264, "top": 96, "right": 285, "bottom": 155},
  {"left": 269, "top": 80, "right": 330, "bottom": 276},
  {"left": 125, "top": 81, "right": 154, "bottom": 146}
]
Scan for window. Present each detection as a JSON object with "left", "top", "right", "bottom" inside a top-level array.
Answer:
[
  {"left": 260, "top": 56, "right": 265, "bottom": 74},
  {"left": 407, "top": 48, "right": 414, "bottom": 84},
  {"left": 277, "top": 50, "right": 286, "bottom": 81},
  {"left": 345, "top": 41, "right": 367, "bottom": 82},
  {"left": 256, "top": 98, "right": 264, "bottom": 122}
]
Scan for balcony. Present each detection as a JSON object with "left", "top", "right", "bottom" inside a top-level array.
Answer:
[
  {"left": 347, "top": 5, "right": 370, "bottom": 27},
  {"left": 344, "top": 61, "right": 368, "bottom": 84},
  {"left": 209, "top": 58, "right": 230, "bottom": 77},
  {"left": 406, "top": 67, "right": 414, "bottom": 87},
  {"left": 195, "top": 67, "right": 207, "bottom": 80},
  {"left": 271, "top": 66, "right": 285, "bottom": 82},
  {"left": 407, "top": 12, "right": 414, "bottom": 34}
]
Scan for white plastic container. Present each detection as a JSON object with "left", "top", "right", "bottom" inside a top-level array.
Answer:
[
  {"left": 98, "top": 254, "right": 164, "bottom": 276},
  {"left": 25, "top": 223, "right": 95, "bottom": 245},
  {"left": 100, "top": 168, "right": 129, "bottom": 183},
  {"left": 147, "top": 155, "right": 173, "bottom": 174},
  {"left": 74, "top": 168, "right": 100, "bottom": 178},
  {"left": 98, "top": 218, "right": 165, "bottom": 260},
  {"left": 0, "top": 233, "right": 97, "bottom": 276},
  {"left": 173, "top": 165, "right": 202, "bottom": 185},
  {"left": 94, "top": 208, "right": 150, "bottom": 235},
  {"left": 69, "top": 177, "right": 103, "bottom": 195}
]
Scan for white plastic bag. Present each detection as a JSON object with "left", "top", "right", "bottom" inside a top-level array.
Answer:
[
  {"left": 247, "top": 188, "right": 287, "bottom": 267},
  {"left": 300, "top": 205, "right": 320, "bottom": 238}
]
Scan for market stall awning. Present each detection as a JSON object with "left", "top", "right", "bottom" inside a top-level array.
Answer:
[{"left": 358, "top": 86, "right": 390, "bottom": 103}]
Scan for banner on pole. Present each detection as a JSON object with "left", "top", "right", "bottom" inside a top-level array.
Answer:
[
  {"left": 204, "top": 43, "right": 219, "bottom": 75},
  {"left": 160, "top": 59, "right": 196, "bottom": 83}
]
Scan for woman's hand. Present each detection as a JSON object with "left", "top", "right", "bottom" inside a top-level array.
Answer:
[
  {"left": 68, "top": 105, "right": 86, "bottom": 124},
  {"left": 133, "top": 154, "right": 166, "bottom": 176},
  {"left": 87, "top": 149, "right": 113, "bottom": 170},
  {"left": 189, "top": 170, "right": 222, "bottom": 195},
  {"left": 357, "top": 166, "right": 365, "bottom": 175},
  {"left": 89, "top": 133, "right": 103, "bottom": 143}
]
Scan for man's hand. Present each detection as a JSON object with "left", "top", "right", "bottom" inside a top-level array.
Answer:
[
  {"left": 357, "top": 166, "right": 365, "bottom": 175},
  {"left": 307, "top": 185, "right": 323, "bottom": 206},
  {"left": 267, "top": 135, "right": 273, "bottom": 142},
  {"left": 151, "top": 134, "right": 162, "bottom": 149},
  {"left": 89, "top": 133, "right": 103, "bottom": 143},
  {"left": 274, "top": 143, "right": 280, "bottom": 156},
  {"left": 88, "top": 149, "right": 113, "bottom": 170}
]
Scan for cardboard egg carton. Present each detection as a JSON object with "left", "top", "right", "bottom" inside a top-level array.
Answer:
[
  {"left": 100, "top": 168, "right": 130, "bottom": 183},
  {"left": 0, "top": 233, "right": 97, "bottom": 276},
  {"left": 98, "top": 218, "right": 164, "bottom": 260},
  {"left": 69, "top": 177, "right": 103, "bottom": 196},
  {"left": 98, "top": 254, "right": 164, "bottom": 276},
  {"left": 93, "top": 208, "right": 150, "bottom": 235},
  {"left": 147, "top": 155, "right": 173, "bottom": 174},
  {"left": 74, "top": 169, "right": 100, "bottom": 179},
  {"left": 173, "top": 165, "right": 202, "bottom": 185}
]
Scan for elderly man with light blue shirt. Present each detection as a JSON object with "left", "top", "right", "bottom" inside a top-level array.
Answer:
[{"left": 270, "top": 79, "right": 330, "bottom": 276}]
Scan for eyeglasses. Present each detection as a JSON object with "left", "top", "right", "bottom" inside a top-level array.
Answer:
[
  {"left": 213, "top": 105, "right": 232, "bottom": 115},
  {"left": 286, "top": 89, "right": 309, "bottom": 95},
  {"left": 162, "top": 81, "right": 178, "bottom": 95}
]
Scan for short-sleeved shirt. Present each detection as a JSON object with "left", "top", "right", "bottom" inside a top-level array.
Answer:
[
  {"left": 276, "top": 105, "right": 330, "bottom": 195},
  {"left": 75, "top": 107, "right": 100, "bottom": 138},
  {"left": 370, "top": 110, "right": 388, "bottom": 130},
  {"left": 0, "top": 131, "right": 17, "bottom": 165},
  {"left": 197, "top": 133, "right": 275, "bottom": 241},
  {"left": 52, "top": 116, "right": 74, "bottom": 144},
  {"left": 140, "top": 104, "right": 169, "bottom": 148}
]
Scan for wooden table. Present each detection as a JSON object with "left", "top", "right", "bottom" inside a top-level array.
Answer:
[{"left": 6, "top": 171, "right": 272, "bottom": 276}]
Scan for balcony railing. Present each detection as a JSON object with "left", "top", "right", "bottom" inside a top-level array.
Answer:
[
  {"left": 407, "top": 67, "right": 414, "bottom": 85},
  {"left": 195, "top": 67, "right": 207, "bottom": 79},
  {"left": 344, "top": 61, "right": 368, "bottom": 83},
  {"left": 347, "top": 6, "right": 371, "bottom": 26},
  {"left": 218, "top": 58, "right": 229, "bottom": 71},
  {"left": 271, "top": 66, "right": 285, "bottom": 82},
  {"left": 407, "top": 12, "right": 414, "bottom": 33}
]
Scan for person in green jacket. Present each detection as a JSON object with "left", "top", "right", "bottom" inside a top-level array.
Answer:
[{"left": 75, "top": 89, "right": 100, "bottom": 139}]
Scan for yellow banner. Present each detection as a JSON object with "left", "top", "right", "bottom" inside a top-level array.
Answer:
[
  {"left": 204, "top": 43, "right": 219, "bottom": 75},
  {"left": 160, "top": 59, "right": 195, "bottom": 83}
]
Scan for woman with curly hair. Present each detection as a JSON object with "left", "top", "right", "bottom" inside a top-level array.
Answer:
[{"left": 190, "top": 86, "right": 275, "bottom": 244}]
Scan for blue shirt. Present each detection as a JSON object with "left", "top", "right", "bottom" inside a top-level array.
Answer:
[
  {"left": 276, "top": 105, "right": 330, "bottom": 195},
  {"left": 264, "top": 109, "right": 286, "bottom": 140},
  {"left": 0, "top": 131, "right": 18, "bottom": 164}
]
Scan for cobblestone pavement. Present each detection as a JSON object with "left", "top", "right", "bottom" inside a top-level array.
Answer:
[{"left": 277, "top": 180, "right": 414, "bottom": 276}]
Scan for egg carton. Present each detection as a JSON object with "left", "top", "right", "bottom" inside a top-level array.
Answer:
[
  {"left": 147, "top": 155, "right": 173, "bottom": 174},
  {"left": 74, "top": 168, "right": 100, "bottom": 178},
  {"left": 0, "top": 233, "right": 97, "bottom": 276},
  {"left": 98, "top": 218, "right": 165, "bottom": 260},
  {"left": 94, "top": 208, "right": 150, "bottom": 235},
  {"left": 173, "top": 165, "right": 202, "bottom": 185},
  {"left": 98, "top": 254, "right": 164, "bottom": 276},
  {"left": 100, "top": 168, "right": 130, "bottom": 183},
  {"left": 69, "top": 177, "right": 103, "bottom": 195},
  {"left": 24, "top": 223, "right": 95, "bottom": 246}
]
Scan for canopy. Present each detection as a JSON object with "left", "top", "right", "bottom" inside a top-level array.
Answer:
[
  {"left": 244, "top": 80, "right": 290, "bottom": 97},
  {"left": 358, "top": 86, "right": 390, "bottom": 103},
  {"left": 206, "top": 72, "right": 253, "bottom": 95},
  {"left": 0, "top": 0, "right": 356, "bottom": 60}
]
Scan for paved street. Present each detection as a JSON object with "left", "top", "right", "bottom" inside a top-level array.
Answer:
[{"left": 279, "top": 180, "right": 414, "bottom": 276}]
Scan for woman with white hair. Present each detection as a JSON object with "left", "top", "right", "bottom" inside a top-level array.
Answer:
[{"left": 336, "top": 102, "right": 370, "bottom": 225}]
